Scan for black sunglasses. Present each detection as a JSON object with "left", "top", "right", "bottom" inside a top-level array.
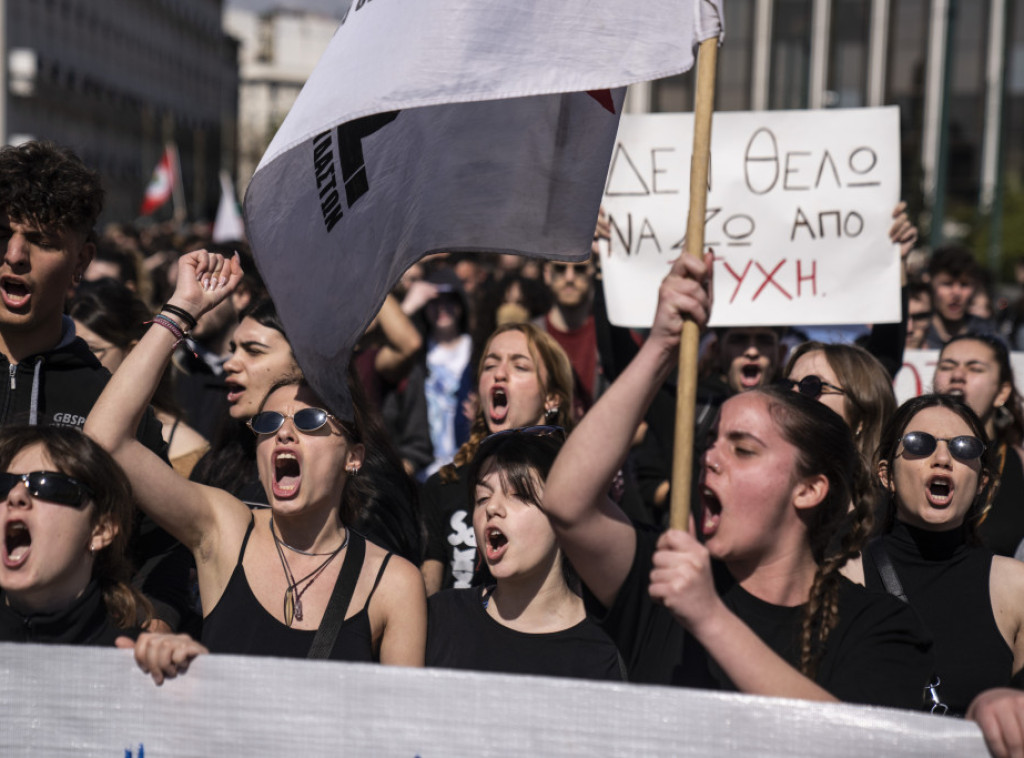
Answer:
[
  {"left": 0, "top": 471, "right": 94, "bottom": 507},
  {"left": 784, "top": 375, "right": 846, "bottom": 399},
  {"left": 549, "top": 262, "right": 592, "bottom": 277},
  {"left": 248, "top": 408, "right": 338, "bottom": 436},
  {"left": 899, "top": 431, "right": 986, "bottom": 461}
]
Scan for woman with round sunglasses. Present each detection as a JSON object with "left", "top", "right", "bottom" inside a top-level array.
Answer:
[
  {"left": 426, "top": 427, "right": 623, "bottom": 681},
  {"left": 864, "top": 394, "right": 1024, "bottom": 716},
  {"left": 542, "top": 253, "right": 932, "bottom": 706},
  {"left": 0, "top": 425, "right": 152, "bottom": 646},
  {"left": 420, "top": 321, "right": 575, "bottom": 595},
  {"left": 932, "top": 334, "right": 1024, "bottom": 557},
  {"left": 784, "top": 341, "right": 897, "bottom": 471},
  {"left": 84, "top": 250, "right": 427, "bottom": 664}
]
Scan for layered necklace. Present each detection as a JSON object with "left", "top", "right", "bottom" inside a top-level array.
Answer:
[{"left": 270, "top": 517, "right": 348, "bottom": 627}]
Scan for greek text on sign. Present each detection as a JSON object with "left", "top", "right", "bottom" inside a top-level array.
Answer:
[{"left": 599, "top": 107, "right": 901, "bottom": 328}]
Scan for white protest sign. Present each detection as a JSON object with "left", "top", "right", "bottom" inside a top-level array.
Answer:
[
  {"left": 895, "top": 348, "right": 1024, "bottom": 405},
  {"left": 600, "top": 107, "right": 902, "bottom": 328}
]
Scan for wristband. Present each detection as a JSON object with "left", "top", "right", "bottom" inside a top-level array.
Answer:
[{"left": 160, "top": 303, "right": 199, "bottom": 331}]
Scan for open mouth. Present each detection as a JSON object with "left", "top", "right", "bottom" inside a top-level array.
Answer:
[
  {"left": 225, "top": 380, "right": 245, "bottom": 404},
  {"left": 484, "top": 526, "right": 508, "bottom": 560},
  {"left": 3, "top": 520, "right": 31, "bottom": 567},
  {"left": 489, "top": 387, "right": 509, "bottom": 424},
  {"left": 272, "top": 451, "right": 301, "bottom": 498},
  {"left": 926, "top": 476, "right": 953, "bottom": 507},
  {"left": 0, "top": 277, "right": 30, "bottom": 311},
  {"left": 700, "top": 487, "right": 722, "bottom": 537},
  {"left": 739, "top": 363, "right": 763, "bottom": 389}
]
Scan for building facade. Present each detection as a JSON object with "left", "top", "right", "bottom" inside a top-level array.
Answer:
[
  {"left": 628, "top": 0, "right": 1024, "bottom": 275},
  {"left": 0, "top": 0, "right": 239, "bottom": 223}
]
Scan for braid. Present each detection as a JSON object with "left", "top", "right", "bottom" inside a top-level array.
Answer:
[
  {"left": 443, "top": 414, "right": 490, "bottom": 482},
  {"left": 798, "top": 455, "right": 876, "bottom": 677}
]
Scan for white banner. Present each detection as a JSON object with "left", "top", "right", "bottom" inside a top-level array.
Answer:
[
  {"left": 600, "top": 107, "right": 902, "bottom": 329},
  {"left": 0, "top": 643, "right": 988, "bottom": 757},
  {"left": 244, "top": 0, "right": 724, "bottom": 419}
]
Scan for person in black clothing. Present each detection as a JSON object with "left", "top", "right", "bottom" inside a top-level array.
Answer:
[
  {"left": 420, "top": 322, "right": 575, "bottom": 594},
  {"left": 865, "top": 395, "right": 1024, "bottom": 715},
  {"left": 543, "top": 252, "right": 933, "bottom": 707},
  {"left": 427, "top": 427, "right": 623, "bottom": 681},
  {"left": 85, "top": 250, "right": 426, "bottom": 664},
  {"left": 931, "top": 335, "right": 1024, "bottom": 557},
  {"left": 0, "top": 141, "right": 186, "bottom": 632},
  {"left": 0, "top": 425, "right": 149, "bottom": 645}
]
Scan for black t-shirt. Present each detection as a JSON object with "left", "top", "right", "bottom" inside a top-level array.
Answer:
[
  {"left": 589, "top": 525, "right": 933, "bottom": 709},
  {"left": 427, "top": 587, "right": 624, "bottom": 681},
  {"left": 421, "top": 466, "right": 488, "bottom": 590}
]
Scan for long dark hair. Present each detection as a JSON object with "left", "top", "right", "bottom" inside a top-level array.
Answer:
[
  {"left": 754, "top": 386, "right": 875, "bottom": 677},
  {"left": 876, "top": 394, "right": 994, "bottom": 539},
  {"left": 940, "top": 333, "right": 1024, "bottom": 448},
  {"left": 0, "top": 426, "right": 152, "bottom": 629}
]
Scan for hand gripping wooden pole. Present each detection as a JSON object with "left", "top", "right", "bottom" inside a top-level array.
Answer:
[{"left": 669, "top": 36, "right": 719, "bottom": 532}]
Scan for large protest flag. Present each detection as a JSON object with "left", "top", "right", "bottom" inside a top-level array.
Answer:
[{"left": 244, "top": 0, "right": 724, "bottom": 419}]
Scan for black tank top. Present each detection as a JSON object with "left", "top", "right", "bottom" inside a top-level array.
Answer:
[
  {"left": 863, "top": 521, "right": 1012, "bottom": 714},
  {"left": 201, "top": 517, "right": 391, "bottom": 661}
]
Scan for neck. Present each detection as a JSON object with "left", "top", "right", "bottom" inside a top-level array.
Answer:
[
  {"left": 432, "top": 324, "right": 461, "bottom": 346},
  {"left": 931, "top": 314, "right": 963, "bottom": 343},
  {"left": 488, "top": 555, "right": 581, "bottom": 632},
  {"left": 0, "top": 318, "right": 64, "bottom": 364},
  {"left": 548, "top": 301, "right": 591, "bottom": 332},
  {"left": 730, "top": 547, "right": 819, "bottom": 607},
  {"left": 270, "top": 508, "right": 347, "bottom": 555},
  {"left": 6, "top": 570, "right": 92, "bottom": 617}
]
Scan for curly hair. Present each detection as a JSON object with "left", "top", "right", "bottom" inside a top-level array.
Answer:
[
  {"left": 0, "top": 141, "right": 104, "bottom": 238},
  {"left": 0, "top": 425, "right": 151, "bottom": 629}
]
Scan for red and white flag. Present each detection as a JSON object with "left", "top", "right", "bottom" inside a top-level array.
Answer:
[
  {"left": 244, "top": 0, "right": 724, "bottom": 419},
  {"left": 140, "top": 145, "right": 176, "bottom": 216}
]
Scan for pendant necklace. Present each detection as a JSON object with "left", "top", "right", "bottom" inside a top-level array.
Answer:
[{"left": 271, "top": 517, "right": 348, "bottom": 627}]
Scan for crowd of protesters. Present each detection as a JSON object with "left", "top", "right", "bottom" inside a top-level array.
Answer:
[{"left": 3, "top": 139, "right": 1024, "bottom": 756}]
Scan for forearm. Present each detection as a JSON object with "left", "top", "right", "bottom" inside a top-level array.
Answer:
[
  {"left": 689, "top": 602, "right": 838, "bottom": 702},
  {"left": 85, "top": 318, "right": 180, "bottom": 454},
  {"left": 545, "top": 338, "right": 674, "bottom": 524}
]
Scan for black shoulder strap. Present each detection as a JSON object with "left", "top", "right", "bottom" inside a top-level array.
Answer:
[
  {"left": 308, "top": 530, "right": 366, "bottom": 660},
  {"left": 866, "top": 538, "right": 909, "bottom": 604}
]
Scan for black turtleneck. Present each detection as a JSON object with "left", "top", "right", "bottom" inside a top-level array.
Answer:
[
  {"left": 864, "top": 520, "right": 1012, "bottom": 715},
  {"left": 0, "top": 580, "right": 134, "bottom": 646}
]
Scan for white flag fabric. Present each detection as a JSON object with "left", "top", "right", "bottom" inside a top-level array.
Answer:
[
  {"left": 212, "top": 170, "right": 246, "bottom": 243},
  {"left": 244, "top": 0, "right": 724, "bottom": 420}
]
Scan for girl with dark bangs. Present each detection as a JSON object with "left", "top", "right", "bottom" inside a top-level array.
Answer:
[{"left": 426, "top": 427, "right": 623, "bottom": 681}]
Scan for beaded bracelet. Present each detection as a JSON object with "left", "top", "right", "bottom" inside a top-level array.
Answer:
[
  {"left": 160, "top": 303, "right": 198, "bottom": 331},
  {"left": 147, "top": 314, "right": 198, "bottom": 358}
]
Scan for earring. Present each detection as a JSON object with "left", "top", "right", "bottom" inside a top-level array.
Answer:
[
  {"left": 544, "top": 406, "right": 559, "bottom": 421},
  {"left": 346, "top": 464, "right": 360, "bottom": 476}
]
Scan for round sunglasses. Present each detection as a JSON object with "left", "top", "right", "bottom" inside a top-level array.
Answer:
[
  {"left": 899, "top": 431, "right": 985, "bottom": 461},
  {"left": 0, "top": 471, "right": 94, "bottom": 507},
  {"left": 247, "top": 408, "right": 338, "bottom": 436},
  {"left": 784, "top": 375, "right": 846, "bottom": 399}
]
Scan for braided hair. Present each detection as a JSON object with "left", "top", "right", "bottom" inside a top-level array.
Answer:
[{"left": 756, "top": 386, "right": 875, "bottom": 677}]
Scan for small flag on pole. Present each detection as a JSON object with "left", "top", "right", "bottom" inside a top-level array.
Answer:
[
  {"left": 140, "top": 144, "right": 177, "bottom": 216},
  {"left": 245, "top": 0, "right": 724, "bottom": 419}
]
